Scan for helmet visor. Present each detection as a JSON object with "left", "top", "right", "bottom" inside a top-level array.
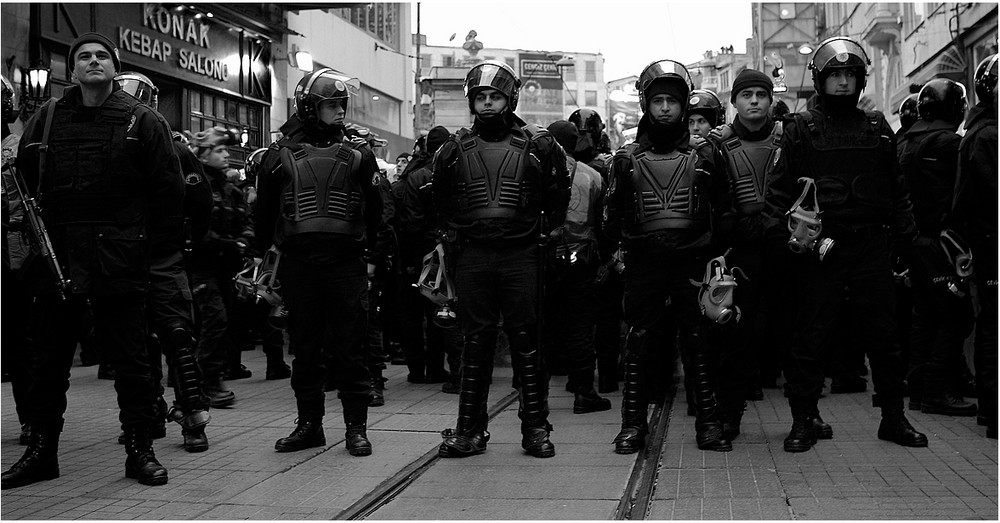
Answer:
[
  {"left": 637, "top": 60, "right": 692, "bottom": 93},
  {"left": 811, "top": 38, "right": 869, "bottom": 73},
  {"left": 465, "top": 62, "right": 518, "bottom": 98}
]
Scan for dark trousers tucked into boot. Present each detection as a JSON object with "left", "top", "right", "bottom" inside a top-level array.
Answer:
[
  {"left": 878, "top": 399, "right": 928, "bottom": 447},
  {"left": 440, "top": 334, "right": 492, "bottom": 458},
  {"left": 509, "top": 329, "right": 555, "bottom": 458},
  {"left": 343, "top": 398, "right": 372, "bottom": 456},
  {"left": 687, "top": 336, "right": 731, "bottom": 452},
  {"left": 614, "top": 346, "right": 648, "bottom": 455},
  {"left": 123, "top": 426, "right": 168, "bottom": 486},
  {"left": 1, "top": 426, "right": 60, "bottom": 490}
]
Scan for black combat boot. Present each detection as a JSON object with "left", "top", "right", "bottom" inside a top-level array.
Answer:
[
  {"left": 783, "top": 398, "right": 820, "bottom": 453},
  {"left": 265, "top": 361, "right": 291, "bottom": 381},
  {"left": 1, "top": 427, "right": 60, "bottom": 490},
  {"left": 175, "top": 409, "right": 211, "bottom": 453},
  {"left": 123, "top": 427, "right": 169, "bottom": 486},
  {"left": 343, "top": 399, "right": 373, "bottom": 456},
  {"left": 689, "top": 339, "right": 731, "bottom": 452},
  {"left": 205, "top": 376, "right": 236, "bottom": 408},
  {"left": 574, "top": 389, "right": 612, "bottom": 414},
  {"left": 878, "top": 404, "right": 928, "bottom": 447},
  {"left": 920, "top": 389, "right": 977, "bottom": 417},
  {"left": 509, "top": 330, "right": 556, "bottom": 458},
  {"left": 614, "top": 345, "right": 648, "bottom": 454},
  {"left": 274, "top": 419, "right": 326, "bottom": 452},
  {"left": 440, "top": 334, "right": 493, "bottom": 458},
  {"left": 18, "top": 423, "right": 31, "bottom": 446}
]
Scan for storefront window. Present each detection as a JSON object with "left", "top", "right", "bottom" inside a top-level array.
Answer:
[
  {"left": 332, "top": 3, "right": 401, "bottom": 49},
  {"left": 188, "top": 88, "right": 266, "bottom": 167},
  {"left": 348, "top": 84, "right": 400, "bottom": 134}
]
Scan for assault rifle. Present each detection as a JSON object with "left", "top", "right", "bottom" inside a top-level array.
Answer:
[{"left": 9, "top": 165, "right": 71, "bottom": 299}]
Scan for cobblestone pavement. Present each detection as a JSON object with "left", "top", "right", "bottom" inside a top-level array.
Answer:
[{"left": 2, "top": 349, "right": 996, "bottom": 520}]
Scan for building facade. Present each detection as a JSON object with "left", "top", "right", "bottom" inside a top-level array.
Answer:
[
  {"left": 417, "top": 39, "right": 606, "bottom": 133},
  {"left": 686, "top": 45, "right": 756, "bottom": 124}
]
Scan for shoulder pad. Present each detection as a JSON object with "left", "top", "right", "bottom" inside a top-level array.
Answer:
[
  {"left": 709, "top": 124, "right": 735, "bottom": 142},
  {"left": 689, "top": 134, "right": 709, "bottom": 150},
  {"left": 614, "top": 143, "right": 638, "bottom": 158},
  {"left": 521, "top": 123, "right": 548, "bottom": 140},
  {"left": 455, "top": 127, "right": 472, "bottom": 140}
]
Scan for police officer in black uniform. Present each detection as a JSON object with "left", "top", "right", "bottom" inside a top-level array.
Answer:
[
  {"left": 688, "top": 89, "right": 725, "bottom": 138},
  {"left": 115, "top": 71, "right": 214, "bottom": 452},
  {"left": 604, "top": 60, "right": 733, "bottom": 454},
  {"left": 951, "top": 54, "right": 998, "bottom": 439},
  {"left": 256, "top": 68, "right": 383, "bottom": 457},
  {"left": 764, "top": 36, "right": 927, "bottom": 453},
  {"left": 3, "top": 32, "right": 180, "bottom": 488},
  {"left": 434, "top": 60, "right": 571, "bottom": 459},
  {"left": 898, "top": 78, "right": 976, "bottom": 417},
  {"left": 705, "top": 68, "right": 782, "bottom": 437}
]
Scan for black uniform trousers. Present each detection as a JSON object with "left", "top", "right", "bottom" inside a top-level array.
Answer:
[
  {"left": 545, "top": 252, "right": 600, "bottom": 393},
  {"left": 783, "top": 226, "right": 906, "bottom": 408},
  {"left": 27, "top": 292, "right": 156, "bottom": 430},
  {"left": 281, "top": 256, "right": 370, "bottom": 420},
  {"left": 971, "top": 236, "right": 998, "bottom": 427},
  {"left": 2, "top": 264, "right": 35, "bottom": 425}
]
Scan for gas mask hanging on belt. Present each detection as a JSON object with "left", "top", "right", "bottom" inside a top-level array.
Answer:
[
  {"left": 936, "top": 229, "right": 974, "bottom": 297},
  {"left": 414, "top": 243, "right": 458, "bottom": 328},
  {"left": 786, "top": 177, "right": 835, "bottom": 260},
  {"left": 233, "top": 246, "right": 287, "bottom": 328},
  {"left": 691, "top": 250, "right": 746, "bottom": 325}
]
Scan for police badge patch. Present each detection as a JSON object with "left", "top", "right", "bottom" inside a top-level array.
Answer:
[{"left": 185, "top": 173, "right": 202, "bottom": 186}]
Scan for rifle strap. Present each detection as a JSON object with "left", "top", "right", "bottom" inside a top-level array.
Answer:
[{"left": 36, "top": 100, "right": 56, "bottom": 197}]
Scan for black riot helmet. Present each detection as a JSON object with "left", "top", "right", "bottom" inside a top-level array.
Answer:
[
  {"left": 898, "top": 94, "right": 919, "bottom": 131},
  {"left": 808, "top": 36, "right": 871, "bottom": 93},
  {"left": 464, "top": 60, "right": 521, "bottom": 112},
  {"left": 115, "top": 71, "right": 158, "bottom": 110},
  {"left": 917, "top": 78, "right": 968, "bottom": 125},
  {"left": 2, "top": 75, "right": 16, "bottom": 125},
  {"left": 974, "top": 54, "right": 998, "bottom": 106},
  {"left": 687, "top": 89, "right": 725, "bottom": 127},
  {"left": 244, "top": 147, "right": 268, "bottom": 187},
  {"left": 294, "top": 68, "right": 358, "bottom": 126},
  {"left": 636, "top": 59, "right": 694, "bottom": 112},
  {"left": 569, "top": 108, "right": 604, "bottom": 139}
]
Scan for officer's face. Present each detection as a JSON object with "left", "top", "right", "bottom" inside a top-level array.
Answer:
[
  {"left": 648, "top": 94, "right": 683, "bottom": 125},
  {"left": 396, "top": 157, "right": 409, "bottom": 172},
  {"left": 823, "top": 69, "right": 858, "bottom": 96},
  {"left": 202, "top": 145, "right": 230, "bottom": 170},
  {"left": 473, "top": 88, "right": 508, "bottom": 118},
  {"left": 688, "top": 114, "right": 712, "bottom": 137},
  {"left": 73, "top": 43, "right": 116, "bottom": 86},
  {"left": 734, "top": 87, "right": 772, "bottom": 123},
  {"left": 318, "top": 99, "right": 346, "bottom": 126}
]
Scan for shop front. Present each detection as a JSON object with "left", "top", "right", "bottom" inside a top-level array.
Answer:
[{"left": 31, "top": 3, "right": 273, "bottom": 166}]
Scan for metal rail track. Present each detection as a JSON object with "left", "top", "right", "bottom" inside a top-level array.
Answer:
[{"left": 612, "top": 387, "right": 676, "bottom": 520}]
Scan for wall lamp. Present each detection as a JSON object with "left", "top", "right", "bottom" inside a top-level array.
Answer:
[
  {"left": 289, "top": 45, "right": 313, "bottom": 72},
  {"left": 20, "top": 61, "right": 51, "bottom": 120},
  {"left": 798, "top": 43, "right": 815, "bottom": 55}
]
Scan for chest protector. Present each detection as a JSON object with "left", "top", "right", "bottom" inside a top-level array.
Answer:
[
  {"left": 793, "top": 110, "right": 895, "bottom": 216},
  {"left": 43, "top": 92, "right": 143, "bottom": 225},
  {"left": 279, "top": 142, "right": 364, "bottom": 238},
  {"left": 453, "top": 128, "right": 539, "bottom": 222},
  {"left": 625, "top": 145, "right": 704, "bottom": 233},
  {"left": 718, "top": 122, "right": 782, "bottom": 216}
]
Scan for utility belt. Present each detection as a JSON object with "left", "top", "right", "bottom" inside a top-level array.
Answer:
[{"left": 820, "top": 222, "right": 888, "bottom": 241}]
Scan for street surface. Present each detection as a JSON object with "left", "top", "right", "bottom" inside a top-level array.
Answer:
[{"left": 2, "top": 348, "right": 996, "bottom": 519}]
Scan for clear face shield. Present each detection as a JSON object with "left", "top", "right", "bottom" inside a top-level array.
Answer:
[
  {"left": 116, "top": 73, "right": 159, "bottom": 110},
  {"left": 786, "top": 177, "right": 835, "bottom": 260}
]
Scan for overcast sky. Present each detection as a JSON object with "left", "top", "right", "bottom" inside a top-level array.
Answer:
[{"left": 413, "top": 0, "right": 755, "bottom": 81}]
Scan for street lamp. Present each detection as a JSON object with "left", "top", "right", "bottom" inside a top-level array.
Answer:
[
  {"left": 798, "top": 43, "right": 815, "bottom": 56},
  {"left": 20, "top": 61, "right": 51, "bottom": 120}
]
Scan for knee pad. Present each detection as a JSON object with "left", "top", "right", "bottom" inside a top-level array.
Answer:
[{"left": 624, "top": 327, "right": 649, "bottom": 358}]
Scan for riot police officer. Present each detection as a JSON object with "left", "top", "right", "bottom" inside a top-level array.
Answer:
[
  {"left": 256, "top": 68, "right": 383, "bottom": 456},
  {"left": 4, "top": 32, "right": 180, "bottom": 488},
  {"left": 951, "top": 54, "right": 998, "bottom": 439},
  {"left": 434, "top": 60, "right": 571, "bottom": 459},
  {"left": 764, "top": 36, "right": 927, "bottom": 452},
  {"left": 687, "top": 89, "right": 725, "bottom": 138},
  {"left": 896, "top": 94, "right": 920, "bottom": 143},
  {"left": 604, "top": 60, "right": 733, "bottom": 454},
  {"left": 898, "top": 78, "right": 976, "bottom": 417},
  {"left": 115, "top": 71, "right": 214, "bottom": 451},
  {"left": 705, "top": 68, "right": 782, "bottom": 437}
]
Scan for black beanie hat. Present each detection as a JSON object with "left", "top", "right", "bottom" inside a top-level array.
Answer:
[
  {"left": 546, "top": 120, "right": 578, "bottom": 154},
  {"left": 731, "top": 69, "right": 773, "bottom": 103},
  {"left": 69, "top": 32, "right": 122, "bottom": 72},
  {"left": 644, "top": 77, "right": 689, "bottom": 110},
  {"left": 426, "top": 126, "right": 450, "bottom": 154}
]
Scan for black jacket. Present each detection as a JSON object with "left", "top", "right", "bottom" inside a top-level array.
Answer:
[
  {"left": 898, "top": 119, "right": 961, "bottom": 236},
  {"left": 951, "top": 103, "right": 998, "bottom": 240}
]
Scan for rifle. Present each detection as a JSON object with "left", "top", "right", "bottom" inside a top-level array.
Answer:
[{"left": 9, "top": 164, "right": 71, "bottom": 299}]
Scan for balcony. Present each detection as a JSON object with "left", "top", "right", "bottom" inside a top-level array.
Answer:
[{"left": 863, "top": 3, "right": 901, "bottom": 49}]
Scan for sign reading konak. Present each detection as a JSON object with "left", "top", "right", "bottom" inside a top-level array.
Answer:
[{"left": 39, "top": 3, "right": 270, "bottom": 101}]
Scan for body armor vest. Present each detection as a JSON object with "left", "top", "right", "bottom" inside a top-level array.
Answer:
[
  {"left": 719, "top": 122, "right": 781, "bottom": 216},
  {"left": 43, "top": 92, "right": 144, "bottom": 225},
  {"left": 453, "top": 128, "right": 540, "bottom": 223},
  {"left": 794, "top": 110, "right": 895, "bottom": 219},
  {"left": 278, "top": 142, "right": 365, "bottom": 239},
  {"left": 625, "top": 145, "right": 704, "bottom": 233}
]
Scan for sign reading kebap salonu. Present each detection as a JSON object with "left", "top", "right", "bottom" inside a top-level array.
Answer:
[{"left": 117, "top": 4, "right": 232, "bottom": 82}]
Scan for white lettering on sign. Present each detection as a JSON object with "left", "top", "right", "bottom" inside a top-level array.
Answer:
[
  {"left": 178, "top": 49, "right": 229, "bottom": 81},
  {"left": 143, "top": 3, "right": 210, "bottom": 49},
  {"left": 119, "top": 27, "right": 173, "bottom": 63}
]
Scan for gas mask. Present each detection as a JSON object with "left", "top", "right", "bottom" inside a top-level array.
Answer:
[
  {"left": 786, "top": 177, "right": 835, "bottom": 260},
  {"left": 414, "top": 243, "right": 458, "bottom": 328},
  {"left": 691, "top": 251, "right": 746, "bottom": 325},
  {"left": 233, "top": 247, "right": 287, "bottom": 328},
  {"left": 936, "top": 229, "right": 974, "bottom": 298}
]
